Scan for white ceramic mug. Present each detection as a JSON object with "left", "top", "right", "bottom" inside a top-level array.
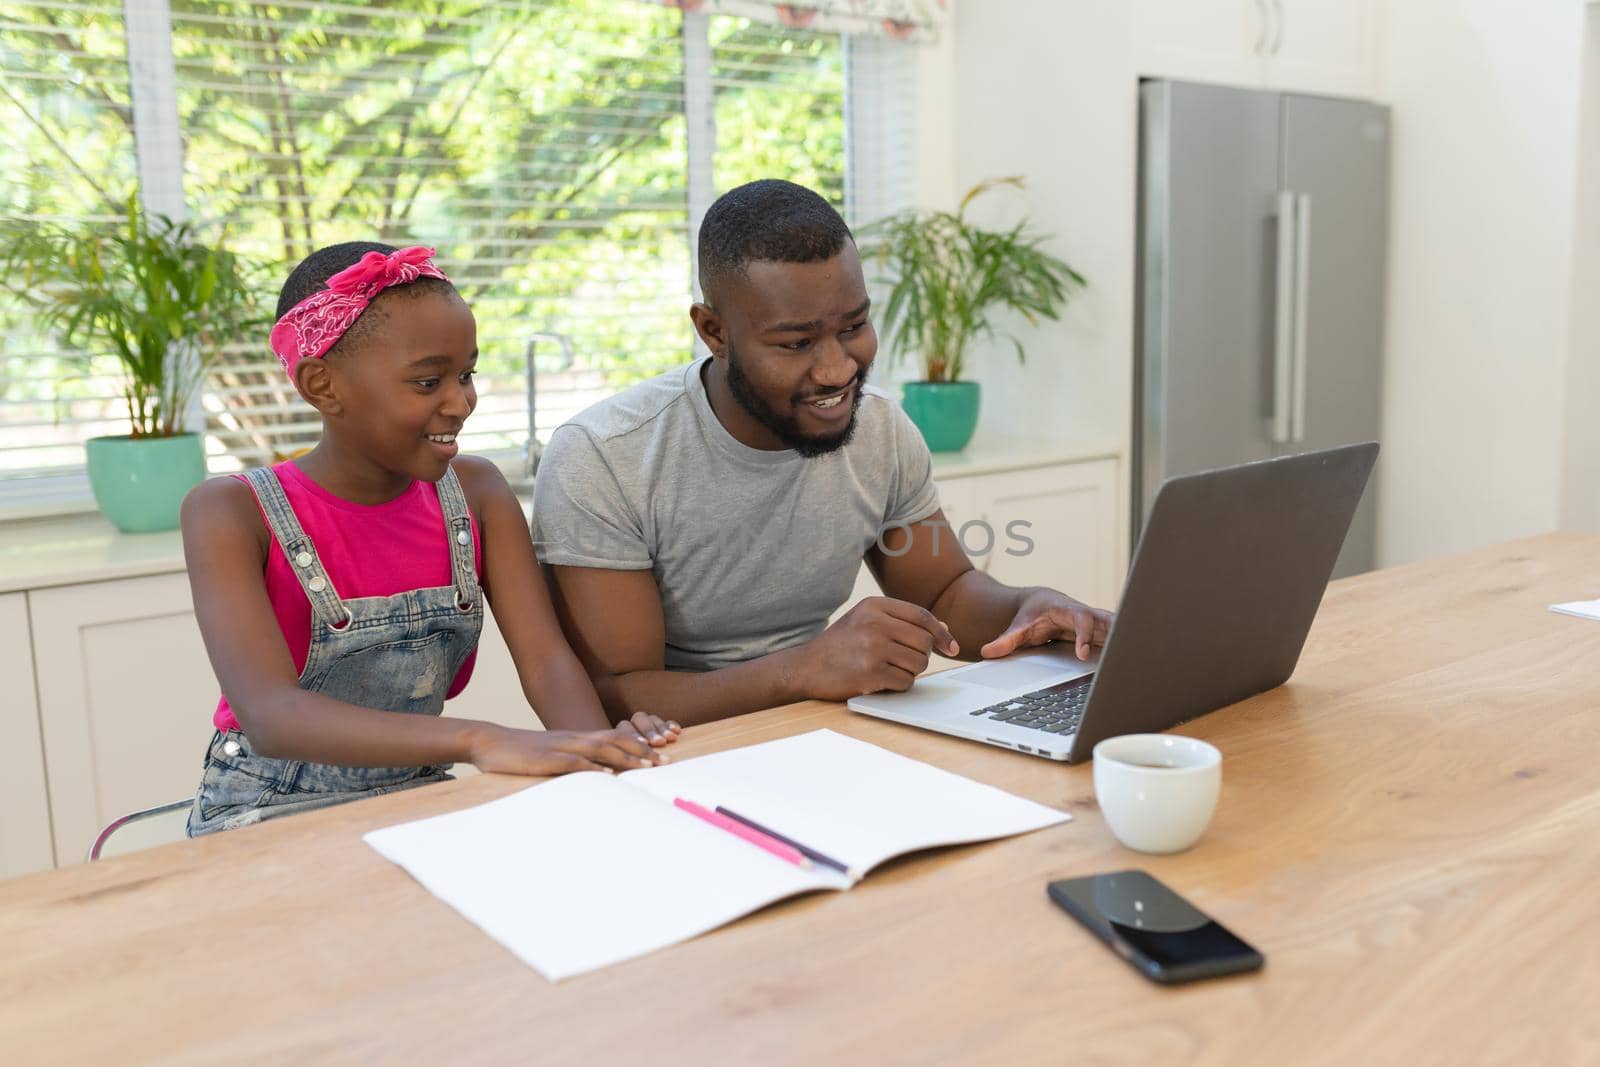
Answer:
[{"left": 1092, "top": 734, "right": 1222, "bottom": 854}]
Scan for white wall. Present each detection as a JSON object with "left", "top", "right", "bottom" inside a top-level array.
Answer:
[
  {"left": 913, "top": 1, "right": 1595, "bottom": 569},
  {"left": 936, "top": 2, "right": 1137, "bottom": 469},
  {"left": 1562, "top": 10, "right": 1600, "bottom": 533},
  {"left": 891, "top": 4, "right": 1138, "bottom": 566},
  {"left": 1377, "top": 0, "right": 1586, "bottom": 564}
]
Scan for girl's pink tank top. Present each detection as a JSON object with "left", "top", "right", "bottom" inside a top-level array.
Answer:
[{"left": 213, "top": 460, "right": 481, "bottom": 732}]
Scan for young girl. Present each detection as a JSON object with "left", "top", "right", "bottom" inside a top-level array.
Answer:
[{"left": 182, "top": 241, "right": 678, "bottom": 836}]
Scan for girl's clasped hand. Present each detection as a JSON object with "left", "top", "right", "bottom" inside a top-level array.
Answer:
[{"left": 468, "top": 712, "right": 682, "bottom": 777}]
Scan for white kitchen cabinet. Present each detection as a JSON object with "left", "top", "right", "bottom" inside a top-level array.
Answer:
[
  {"left": 1134, "top": 0, "right": 1379, "bottom": 98},
  {"left": 834, "top": 456, "right": 1122, "bottom": 622},
  {"left": 831, "top": 470, "right": 980, "bottom": 625},
  {"left": 1264, "top": 0, "right": 1380, "bottom": 97},
  {"left": 934, "top": 473, "right": 980, "bottom": 527},
  {"left": 29, "top": 573, "right": 218, "bottom": 865},
  {"left": 973, "top": 460, "right": 1120, "bottom": 609},
  {"left": 1133, "top": 0, "right": 1264, "bottom": 89},
  {"left": 0, "top": 592, "right": 54, "bottom": 878}
]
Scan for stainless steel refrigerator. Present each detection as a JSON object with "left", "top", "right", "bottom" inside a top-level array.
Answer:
[{"left": 1134, "top": 79, "right": 1389, "bottom": 578}]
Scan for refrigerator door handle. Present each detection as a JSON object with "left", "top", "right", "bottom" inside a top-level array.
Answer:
[
  {"left": 1292, "top": 192, "right": 1313, "bottom": 442},
  {"left": 1252, "top": 0, "right": 1270, "bottom": 55},
  {"left": 1271, "top": 189, "right": 1297, "bottom": 444}
]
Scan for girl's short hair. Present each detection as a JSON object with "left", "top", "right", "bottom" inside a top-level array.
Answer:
[{"left": 276, "top": 241, "right": 458, "bottom": 358}]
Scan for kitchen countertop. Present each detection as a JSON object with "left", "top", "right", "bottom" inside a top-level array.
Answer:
[
  {"left": 926, "top": 440, "right": 1119, "bottom": 480},
  {"left": 0, "top": 441, "right": 1120, "bottom": 593}
]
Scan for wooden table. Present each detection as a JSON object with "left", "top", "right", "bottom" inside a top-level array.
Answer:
[{"left": 4, "top": 534, "right": 1600, "bottom": 1065}]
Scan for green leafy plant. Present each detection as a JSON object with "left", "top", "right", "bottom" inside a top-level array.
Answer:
[
  {"left": 860, "top": 177, "right": 1085, "bottom": 383},
  {"left": 0, "top": 196, "right": 263, "bottom": 438}
]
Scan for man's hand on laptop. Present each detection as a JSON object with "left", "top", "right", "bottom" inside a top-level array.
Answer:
[
  {"left": 792, "top": 597, "right": 960, "bottom": 700},
  {"left": 979, "top": 590, "right": 1114, "bottom": 662}
]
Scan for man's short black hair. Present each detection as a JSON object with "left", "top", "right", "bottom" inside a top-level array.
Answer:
[
  {"left": 276, "top": 240, "right": 458, "bottom": 359},
  {"left": 697, "top": 180, "right": 854, "bottom": 301}
]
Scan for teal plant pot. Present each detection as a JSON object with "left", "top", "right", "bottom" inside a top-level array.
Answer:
[
  {"left": 901, "top": 380, "right": 981, "bottom": 452},
  {"left": 85, "top": 433, "right": 207, "bottom": 533}
]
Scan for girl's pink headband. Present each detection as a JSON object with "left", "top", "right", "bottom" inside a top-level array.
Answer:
[{"left": 269, "top": 245, "right": 451, "bottom": 378}]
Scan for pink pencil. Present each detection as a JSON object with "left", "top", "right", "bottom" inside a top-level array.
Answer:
[{"left": 674, "top": 797, "right": 810, "bottom": 868}]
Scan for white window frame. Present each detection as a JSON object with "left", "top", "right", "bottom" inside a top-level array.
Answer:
[{"left": 0, "top": 0, "right": 187, "bottom": 520}]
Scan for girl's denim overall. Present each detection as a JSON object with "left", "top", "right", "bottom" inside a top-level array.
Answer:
[{"left": 187, "top": 465, "right": 483, "bottom": 836}]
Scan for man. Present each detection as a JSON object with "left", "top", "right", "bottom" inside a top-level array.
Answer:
[{"left": 532, "top": 179, "right": 1112, "bottom": 726}]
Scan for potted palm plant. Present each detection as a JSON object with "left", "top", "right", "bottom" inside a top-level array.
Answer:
[
  {"left": 0, "top": 198, "right": 261, "bottom": 531},
  {"left": 860, "top": 177, "right": 1085, "bottom": 452}
]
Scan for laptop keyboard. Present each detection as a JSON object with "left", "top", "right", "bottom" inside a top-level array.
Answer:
[{"left": 968, "top": 675, "right": 1093, "bottom": 735}]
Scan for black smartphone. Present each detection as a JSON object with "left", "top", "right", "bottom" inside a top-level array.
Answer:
[{"left": 1047, "top": 870, "right": 1263, "bottom": 985}]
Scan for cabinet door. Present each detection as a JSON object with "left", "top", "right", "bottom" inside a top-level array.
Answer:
[
  {"left": 1134, "top": 0, "right": 1266, "bottom": 86},
  {"left": 974, "top": 461, "right": 1121, "bottom": 610},
  {"left": 1264, "top": 0, "right": 1378, "bottom": 97},
  {"left": 30, "top": 574, "right": 218, "bottom": 864},
  {"left": 830, "top": 474, "right": 978, "bottom": 625},
  {"left": 0, "top": 592, "right": 54, "bottom": 877},
  {"left": 935, "top": 475, "right": 980, "bottom": 529}
]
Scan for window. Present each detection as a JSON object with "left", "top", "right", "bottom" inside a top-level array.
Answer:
[
  {"left": 174, "top": 0, "right": 695, "bottom": 469},
  {"left": 0, "top": 0, "right": 914, "bottom": 507},
  {"left": 711, "top": 15, "right": 845, "bottom": 203},
  {"left": 0, "top": 0, "right": 137, "bottom": 499}
]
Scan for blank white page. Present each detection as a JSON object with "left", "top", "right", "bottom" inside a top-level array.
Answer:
[
  {"left": 1550, "top": 598, "right": 1600, "bottom": 621},
  {"left": 619, "top": 729, "right": 1069, "bottom": 878},
  {"left": 364, "top": 771, "right": 836, "bottom": 981}
]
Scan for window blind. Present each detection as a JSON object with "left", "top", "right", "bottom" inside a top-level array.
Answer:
[
  {"left": 0, "top": 0, "right": 138, "bottom": 485},
  {"left": 171, "top": 0, "right": 694, "bottom": 471},
  {"left": 710, "top": 15, "right": 845, "bottom": 204}
]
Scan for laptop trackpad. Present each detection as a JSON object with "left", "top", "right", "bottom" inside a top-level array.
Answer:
[{"left": 957, "top": 659, "right": 1070, "bottom": 691}]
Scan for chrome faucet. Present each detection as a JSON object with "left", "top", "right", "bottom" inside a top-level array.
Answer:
[{"left": 523, "top": 332, "right": 574, "bottom": 481}]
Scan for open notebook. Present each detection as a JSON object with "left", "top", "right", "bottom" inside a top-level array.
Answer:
[{"left": 365, "top": 729, "right": 1069, "bottom": 980}]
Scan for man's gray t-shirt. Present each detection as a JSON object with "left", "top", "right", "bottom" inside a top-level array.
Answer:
[{"left": 532, "top": 358, "right": 941, "bottom": 672}]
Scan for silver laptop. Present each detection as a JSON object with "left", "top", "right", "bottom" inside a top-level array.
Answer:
[{"left": 848, "top": 443, "right": 1379, "bottom": 762}]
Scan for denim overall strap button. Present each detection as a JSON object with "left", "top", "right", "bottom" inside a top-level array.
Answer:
[
  {"left": 241, "top": 467, "right": 353, "bottom": 630},
  {"left": 434, "top": 463, "right": 479, "bottom": 613},
  {"left": 187, "top": 466, "right": 483, "bottom": 837}
]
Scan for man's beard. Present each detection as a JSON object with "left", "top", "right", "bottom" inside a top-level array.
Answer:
[{"left": 724, "top": 341, "right": 865, "bottom": 459}]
